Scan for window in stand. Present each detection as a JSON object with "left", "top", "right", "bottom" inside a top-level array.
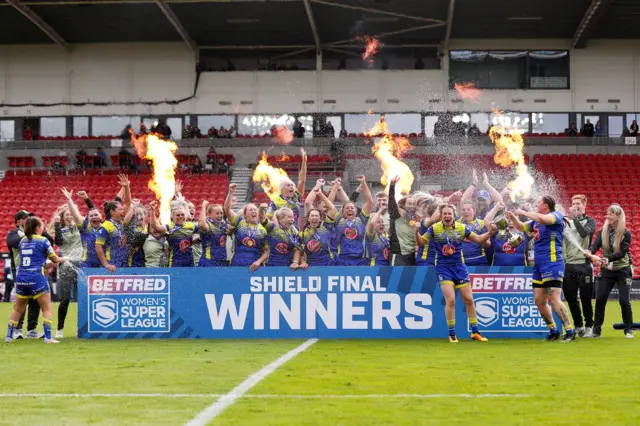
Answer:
[
  {"left": 92, "top": 116, "right": 141, "bottom": 137},
  {"left": 73, "top": 117, "right": 89, "bottom": 137},
  {"left": 424, "top": 115, "right": 439, "bottom": 137},
  {"left": 40, "top": 117, "right": 66, "bottom": 137},
  {"left": 383, "top": 114, "right": 421, "bottom": 135},
  {"left": 450, "top": 50, "right": 526, "bottom": 89},
  {"left": 238, "top": 114, "right": 297, "bottom": 136},
  {"left": 0, "top": 120, "right": 15, "bottom": 141},
  {"left": 626, "top": 114, "right": 639, "bottom": 133},
  {"left": 489, "top": 112, "right": 529, "bottom": 134},
  {"left": 471, "top": 113, "right": 489, "bottom": 133},
  {"left": 345, "top": 113, "right": 382, "bottom": 134},
  {"left": 528, "top": 51, "right": 569, "bottom": 89},
  {"left": 531, "top": 113, "right": 569, "bottom": 134}
]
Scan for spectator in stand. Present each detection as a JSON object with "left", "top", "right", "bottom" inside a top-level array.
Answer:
[
  {"left": 630, "top": 120, "right": 639, "bottom": 136},
  {"left": 339, "top": 128, "right": 347, "bottom": 138},
  {"left": 228, "top": 127, "right": 237, "bottom": 138},
  {"left": 326, "top": 121, "right": 335, "bottom": 137},
  {"left": 96, "top": 147, "right": 106, "bottom": 168},
  {"left": 207, "top": 126, "right": 218, "bottom": 139},
  {"left": 468, "top": 124, "right": 482, "bottom": 137},
  {"left": 206, "top": 147, "right": 217, "bottom": 166},
  {"left": 565, "top": 122, "right": 578, "bottom": 137},
  {"left": 119, "top": 147, "right": 132, "bottom": 169},
  {"left": 582, "top": 119, "right": 595, "bottom": 137},
  {"left": 120, "top": 125, "right": 132, "bottom": 141},
  {"left": 152, "top": 119, "right": 172, "bottom": 139},
  {"left": 183, "top": 125, "right": 192, "bottom": 139},
  {"left": 293, "top": 119, "right": 305, "bottom": 138},
  {"left": 218, "top": 127, "right": 228, "bottom": 138},
  {"left": 595, "top": 120, "right": 603, "bottom": 136},
  {"left": 217, "top": 157, "right": 229, "bottom": 176},
  {"left": 23, "top": 126, "right": 33, "bottom": 141},
  {"left": 76, "top": 148, "right": 87, "bottom": 168},
  {"left": 140, "top": 123, "right": 148, "bottom": 135}
]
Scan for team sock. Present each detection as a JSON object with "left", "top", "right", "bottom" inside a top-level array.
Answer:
[
  {"left": 447, "top": 320, "right": 456, "bottom": 336},
  {"left": 7, "top": 319, "right": 18, "bottom": 339},
  {"left": 43, "top": 317, "right": 52, "bottom": 340},
  {"left": 547, "top": 322, "right": 558, "bottom": 334},
  {"left": 469, "top": 317, "right": 479, "bottom": 334}
]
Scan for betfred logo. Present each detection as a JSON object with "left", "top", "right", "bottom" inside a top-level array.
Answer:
[
  {"left": 470, "top": 274, "right": 532, "bottom": 293},
  {"left": 89, "top": 275, "right": 170, "bottom": 294}
]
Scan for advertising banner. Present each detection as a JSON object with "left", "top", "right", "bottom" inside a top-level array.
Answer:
[{"left": 78, "top": 266, "right": 555, "bottom": 339}]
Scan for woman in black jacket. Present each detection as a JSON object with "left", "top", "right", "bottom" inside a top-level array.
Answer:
[{"left": 583, "top": 204, "right": 634, "bottom": 338}]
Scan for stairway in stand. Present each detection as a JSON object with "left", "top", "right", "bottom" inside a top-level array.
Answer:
[{"left": 230, "top": 168, "right": 253, "bottom": 203}]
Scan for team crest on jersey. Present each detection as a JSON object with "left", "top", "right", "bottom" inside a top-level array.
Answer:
[
  {"left": 502, "top": 242, "right": 516, "bottom": 254},
  {"left": 275, "top": 242, "right": 289, "bottom": 254},
  {"left": 533, "top": 227, "right": 540, "bottom": 241},
  {"left": 307, "top": 239, "right": 321, "bottom": 252},
  {"left": 442, "top": 244, "right": 456, "bottom": 256},
  {"left": 179, "top": 240, "right": 191, "bottom": 252},
  {"left": 344, "top": 227, "right": 358, "bottom": 240}
]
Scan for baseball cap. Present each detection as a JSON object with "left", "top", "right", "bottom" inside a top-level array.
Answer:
[
  {"left": 476, "top": 190, "right": 490, "bottom": 200},
  {"left": 14, "top": 210, "right": 34, "bottom": 223}
]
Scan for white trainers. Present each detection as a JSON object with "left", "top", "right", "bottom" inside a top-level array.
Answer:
[
  {"left": 25, "top": 330, "right": 44, "bottom": 339},
  {"left": 55, "top": 329, "right": 64, "bottom": 339},
  {"left": 44, "top": 338, "right": 60, "bottom": 344},
  {"left": 625, "top": 331, "right": 634, "bottom": 339},
  {"left": 5, "top": 336, "right": 12, "bottom": 343},
  {"left": 576, "top": 327, "right": 586, "bottom": 337},
  {"left": 584, "top": 327, "right": 593, "bottom": 336},
  {"left": 13, "top": 330, "right": 23, "bottom": 339}
]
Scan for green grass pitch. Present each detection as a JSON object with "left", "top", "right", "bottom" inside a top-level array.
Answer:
[{"left": 0, "top": 301, "right": 638, "bottom": 425}]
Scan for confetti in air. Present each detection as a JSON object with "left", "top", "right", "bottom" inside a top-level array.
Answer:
[
  {"left": 454, "top": 82, "right": 482, "bottom": 101},
  {"left": 489, "top": 122, "right": 534, "bottom": 201},
  {"left": 253, "top": 152, "right": 290, "bottom": 199},
  {"left": 360, "top": 36, "right": 382, "bottom": 63},
  {"left": 366, "top": 117, "right": 414, "bottom": 199},
  {"left": 130, "top": 131, "right": 178, "bottom": 224}
]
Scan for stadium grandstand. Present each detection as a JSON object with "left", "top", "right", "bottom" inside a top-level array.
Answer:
[{"left": 1, "top": 0, "right": 640, "bottom": 424}]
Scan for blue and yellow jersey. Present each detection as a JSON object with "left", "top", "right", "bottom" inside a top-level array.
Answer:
[
  {"left": 96, "top": 219, "right": 127, "bottom": 267},
  {"left": 333, "top": 211, "right": 370, "bottom": 258},
  {"left": 302, "top": 218, "right": 335, "bottom": 265},
  {"left": 199, "top": 218, "right": 229, "bottom": 265},
  {"left": 523, "top": 211, "right": 564, "bottom": 264},
  {"left": 457, "top": 218, "right": 487, "bottom": 264},
  {"left": 128, "top": 223, "right": 148, "bottom": 267},
  {"left": 366, "top": 229, "right": 390, "bottom": 266},
  {"left": 263, "top": 222, "right": 303, "bottom": 266},
  {"left": 416, "top": 218, "right": 436, "bottom": 266},
  {"left": 267, "top": 191, "right": 302, "bottom": 222},
  {"left": 421, "top": 221, "right": 473, "bottom": 266},
  {"left": 491, "top": 230, "right": 527, "bottom": 266},
  {"left": 16, "top": 236, "right": 55, "bottom": 277},
  {"left": 230, "top": 216, "right": 268, "bottom": 261},
  {"left": 80, "top": 219, "right": 100, "bottom": 267},
  {"left": 164, "top": 221, "right": 199, "bottom": 267}
]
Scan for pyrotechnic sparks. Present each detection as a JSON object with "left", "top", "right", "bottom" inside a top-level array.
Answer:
[
  {"left": 277, "top": 153, "right": 292, "bottom": 162},
  {"left": 130, "top": 131, "right": 178, "bottom": 224},
  {"left": 360, "top": 36, "right": 382, "bottom": 63},
  {"left": 454, "top": 82, "right": 481, "bottom": 101},
  {"left": 253, "top": 152, "right": 290, "bottom": 199},
  {"left": 366, "top": 117, "right": 414, "bottom": 198},
  {"left": 273, "top": 125, "right": 294, "bottom": 144},
  {"left": 489, "top": 124, "right": 534, "bottom": 201}
]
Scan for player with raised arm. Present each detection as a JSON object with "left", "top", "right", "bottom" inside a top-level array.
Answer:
[
  {"left": 197, "top": 201, "right": 229, "bottom": 267},
  {"left": 6, "top": 217, "right": 67, "bottom": 344},
  {"left": 507, "top": 195, "right": 576, "bottom": 342},
  {"left": 416, "top": 203, "right": 497, "bottom": 343},
  {"left": 267, "top": 148, "right": 307, "bottom": 223},
  {"left": 302, "top": 181, "right": 338, "bottom": 267}
]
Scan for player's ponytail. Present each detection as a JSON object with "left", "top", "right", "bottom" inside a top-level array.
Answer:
[{"left": 24, "top": 217, "right": 43, "bottom": 241}]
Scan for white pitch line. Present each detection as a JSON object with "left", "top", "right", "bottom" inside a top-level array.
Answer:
[
  {"left": 185, "top": 338, "right": 319, "bottom": 426},
  {"left": 0, "top": 393, "right": 530, "bottom": 399}
]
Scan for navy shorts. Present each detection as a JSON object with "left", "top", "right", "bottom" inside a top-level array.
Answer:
[
  {"left": 435, "top": 264, "right": 470, "bottom": 288},
  {"left": 533, "top": 261, "right": 564, "bottom": 287},
  {"left": 15, "top": 274, "right": 50, "bottom": 299}
]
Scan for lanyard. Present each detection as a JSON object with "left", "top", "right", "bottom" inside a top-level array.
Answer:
[
  {"left": 247, "top": 222, "right": 258, "bottom": 239},
  {"left": 377, "top": 232, "right": 389, "bottom": 248},
  {"left": 284, "top": 226, "right": 299, "bottom": 246}
]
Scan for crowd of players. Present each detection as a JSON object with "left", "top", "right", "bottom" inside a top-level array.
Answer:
[{"left": 3, "top": 152, "right": 635, "bottom": 343}]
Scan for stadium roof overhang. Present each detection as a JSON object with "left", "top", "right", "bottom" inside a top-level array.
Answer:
[{"left": 0, "top": 0, "right": 637, "bottom": 57}]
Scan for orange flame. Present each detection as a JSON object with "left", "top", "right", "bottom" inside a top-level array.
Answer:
[
  {"left": 273, "top": 125, "right": 294, "bottom": 144},
  {"left": 454, "top": 82, "right": 481, "bottom": 101},
  {"left": 360, "top": 36, "right": 382, "bottom": 63},
  {"left": 367, "top": 118, "right": 414, "bottom": 198},
  {"left": 252, "top": 152, "right": 290, "bottom": 199},
  {"left": 489, "top": 124, "right": 534, "bottom": 201},
  {"left": 277, "top": 153, "right": 292, "bottom": 162},
  {"left": 130, "top": 132, "right": 178, "bottom": 224},
  {"left": 367, "top": 109, "right": 373, "bottom": 115}
]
